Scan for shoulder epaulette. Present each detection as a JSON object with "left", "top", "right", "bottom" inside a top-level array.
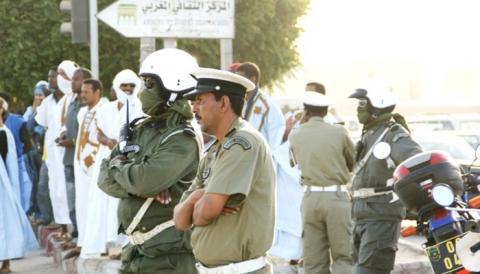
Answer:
[
  {"left": 392, "top": 132, "right": 410, "bottom": 142},
  {"left": 182, "top": 126, "right": 196, "bottom": 137},
  {"left": 223, "top": 135, "right": 252, "bottom": 150}
]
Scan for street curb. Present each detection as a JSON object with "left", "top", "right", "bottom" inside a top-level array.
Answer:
[{"left": 40, "top": 225, "right": 433, "bottom": 274}]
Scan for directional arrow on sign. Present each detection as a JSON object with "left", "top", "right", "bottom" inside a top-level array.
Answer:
[{"left": 97, "top": 0, "right": 235, "bottom": 39}]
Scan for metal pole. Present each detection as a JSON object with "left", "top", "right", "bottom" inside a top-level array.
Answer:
[
  {"left": 140, "top": 38, "right": 156, "bottom": 63},
  {"left": 163, "top": 38, "right": 177, "bottom": 48},
  {"left": 220, "top": 39, "right": 233, "bottom": 70},
  {"left": 89, "top": 0, "right": 99, "bottom": 78}
]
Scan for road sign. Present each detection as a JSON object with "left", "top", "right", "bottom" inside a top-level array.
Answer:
[{"left": 97, "top": 0, "right": 235, "bottom": 39}]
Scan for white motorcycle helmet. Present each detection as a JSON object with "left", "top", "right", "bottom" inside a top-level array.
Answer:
[
  {"left": 139, "top": 48, "right": 198, "bottom": 105},
  {"left": 349, "top": 83, "right": 396, "bottom": 114}
]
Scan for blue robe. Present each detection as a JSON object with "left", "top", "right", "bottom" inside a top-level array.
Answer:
[
  {"left": 0, "top": 127, "right": 38, "bottom": 260},
  {"left": 5, "top": 113, "right": 32, "bottom": 212}
]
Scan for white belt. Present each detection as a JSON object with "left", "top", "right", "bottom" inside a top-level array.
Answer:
[
  {"left": 304, "top": 185, "right": 347, "bottom": 192},
  {"left": 127, "top": 220, "right": 175, "bottom": 245},
  {"left": 353, "top": 188, "right": 394, "bottom": 199},
  {"left": 196, "top": 256, "right": 266, "bottom": 274}
]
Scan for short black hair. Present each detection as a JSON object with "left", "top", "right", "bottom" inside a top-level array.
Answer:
[
  {"left": 49, "top": 66, "right": 58, "bottom": 72},
  {"left": 305, "top": 105, "right": 328, "bottom": 117},
  {"left": 212, "top": 91, "right": 245, "bottom": 117},
  {"left": 306, "top": 82, "right": 326, "bottom": 95},
  {"left": 0, "top": 92, "right": 11, "bottom": 104},
  {"left": 83, "top": 78, "right": 103, "bottom": 92},
  {"left": 236, "top": 62, "right": 261, "bottom": 84}
]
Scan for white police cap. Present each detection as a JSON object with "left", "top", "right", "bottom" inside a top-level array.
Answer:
[
  {"left": 184, "top": 68, "right": 255, "bottom": 100},
  {"left": 301, "top": 91, "right": 331, "bottom": 107}
]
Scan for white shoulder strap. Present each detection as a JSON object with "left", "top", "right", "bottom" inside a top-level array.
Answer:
[
  {"left": 126, "top": 127, "right": 201, "bottom": 234},
  {"left": 353, "top": 125, "right": 392, "bottom": 175}
]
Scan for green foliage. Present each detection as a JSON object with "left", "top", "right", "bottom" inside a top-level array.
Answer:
[{"left": 0, "top": 0, "right": 309, "bottom": 111}]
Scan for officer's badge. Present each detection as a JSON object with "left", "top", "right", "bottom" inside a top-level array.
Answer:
[
  {"left": 223, "top": 136, "right": 252, "bottom": 150},
  {"left": 122, "top": 144, "right": 141, "bottom": 154},
  {"left": 426, "top": 246, "right": 441, "bottom": 261},
  {"left": 254, "top": 106, "right": 261, "bottom": 114},
  {"left": 201, "top": 168, "right": 211, "bottom": 180}
]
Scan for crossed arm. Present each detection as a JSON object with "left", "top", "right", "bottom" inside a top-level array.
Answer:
[{"left": 174, "top": 189, "right": 240, "bottom": 230}]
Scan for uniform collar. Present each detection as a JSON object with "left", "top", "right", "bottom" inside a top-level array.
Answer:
[
  {"left": 309, "top": 116, "right": 325, "bottom": 122},
  {"left": 225, "top": 117, "right": 243, "bottom": 137}
]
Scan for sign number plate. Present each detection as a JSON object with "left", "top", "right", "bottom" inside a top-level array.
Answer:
[{"left": 424, "top": 233, "right": 466, "bottom": 274}]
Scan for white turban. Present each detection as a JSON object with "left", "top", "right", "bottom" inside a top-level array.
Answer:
[
  {"left": 112, "top": 69, "right": 142, "bottom": 105},
  {"left": 57, "top": 60, "right": 79, "bottom": 95}
]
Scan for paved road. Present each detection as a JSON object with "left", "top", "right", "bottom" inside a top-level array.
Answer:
[
  {"left": 9, "top": 220, "right": 433, "bottom": 274},
  {"left": 9, "top": 249, "right": 64, "bottom": 274}
]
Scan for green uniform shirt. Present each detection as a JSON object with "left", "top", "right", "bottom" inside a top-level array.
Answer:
[
  {"left": 98, "top": 119, "right": 200, "bottom": 254},
  {"left": 289, "top": 116, "right": 355, "bottom": 186},
  {"left": 352, "top": 122, "right": 422, "bottom": 222},
  {"left": 182, "top": 118, "right": 276, "bottom": 267}
]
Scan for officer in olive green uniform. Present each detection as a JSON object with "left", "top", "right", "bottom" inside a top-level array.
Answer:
[
  {"left": 97, "top": 49, "right": 202, "bottom": 274},
  {"left": 289, "top": 91, "right": 355, "bottom": 274},
  {"left": 348, "top": 86, "right": 422, "bottom": 274},
  {"left": 174, "top": 68, "right": 276, "bottom": 274}
]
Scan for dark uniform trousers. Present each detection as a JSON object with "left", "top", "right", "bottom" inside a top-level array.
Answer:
[
  {"left": 121, "top": 244, "right": 197, "bottom": 274},
  {"left": 352, "top": 221, "right": 401, "bottom": 274}
]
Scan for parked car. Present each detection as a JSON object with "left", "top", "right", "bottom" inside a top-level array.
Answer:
[
  {"left": 408, "top": 113, "right": 480, "bottom": 132},
  {"left": 412, "top": 131, "right": 476, "bottom": 163},
  {"left": 451, "top": 130, "right": 480, "bottom": 149}
]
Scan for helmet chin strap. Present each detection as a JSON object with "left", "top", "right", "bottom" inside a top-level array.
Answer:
[{"left": 167, "top": 93, "right": 178, "bottom": 107}]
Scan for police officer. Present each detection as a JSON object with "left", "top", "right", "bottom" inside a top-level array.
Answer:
[
  {"left": 97, "top": 48, "right": 202, "bottom": 274},
  {"left": 289, "top": 91, "right": 355, "bottom": 274},
  {"left": 174, "top": 68, "right": 276, "bottom": 274},
  {"left": 348, "top": 85, "right": 422, "bottom": 274}
]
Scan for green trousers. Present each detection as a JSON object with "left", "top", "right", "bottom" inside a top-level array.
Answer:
[
  {"left": 301, "top": 190, "right": 353, "bottom": 274},
  {"left": 352, "top": 221, "right": 400, "bottom": 274},
  {"left": 120, "top": 244, "right": 197, "bottom": 274}
]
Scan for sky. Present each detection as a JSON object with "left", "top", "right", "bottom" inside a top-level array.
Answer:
[{"left": 273, "top": 0, "right": 480, "bottom": 115}]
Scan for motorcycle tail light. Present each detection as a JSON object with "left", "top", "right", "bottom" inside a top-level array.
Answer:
[
  {"left": 430, "top": 152, "right": 449, "bottom": 165},
  {"left": 431, "top": 209, "right": 449, "bottom": 220},
  {"left": 393, "top": 165, "right": 410, "bottom": 182}
]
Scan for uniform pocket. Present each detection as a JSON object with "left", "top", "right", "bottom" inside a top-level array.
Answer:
[{"left": 357, "top": 222, "right": 399, "bottom": 271}]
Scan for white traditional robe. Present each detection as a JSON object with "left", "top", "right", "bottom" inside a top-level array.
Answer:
[
  {"left": 243, "top": 90, "right": 285, "bottom": 152},
  {"left": 244, "top": 91, "right": 304, "bottom": 260},
  {"left": 35, "top": 94, "right": 71, "bottom": 224},
  {"left": 74, "top": 101, "right": 104, "bottom": 247},
  {"left": 0, "top": 126, "right": 38, "bottom": 260},
  {"left": 81, "top": 98, "right": 143, "bottom": 257},
  {"left": 268, "top": 140, "right": 303, "bottom": 260}
]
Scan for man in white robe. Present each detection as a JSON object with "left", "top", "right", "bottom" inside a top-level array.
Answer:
[
  {"left": 69, "top": 78, "right": 104, "bottom": 258},
  {"left": 236, "top": 62, "right": 304, "bottom": 272},
  {"left": 35, "top": 60, "right": 79, "bottom": 229},
  {"left": 81, "top": 69, "right": 143, "bottom": 258}
]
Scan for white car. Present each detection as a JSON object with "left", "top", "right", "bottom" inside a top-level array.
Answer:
[
  {"left": 412, "top": 131, "right": 476, "bottom": 163},
  {"left": 408, "top": 113, "right": 480, "bottom": 132}
]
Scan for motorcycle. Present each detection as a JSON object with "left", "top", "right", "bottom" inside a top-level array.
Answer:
[{"left": 391, "top": 146, "right": 480, "bottom": 274}]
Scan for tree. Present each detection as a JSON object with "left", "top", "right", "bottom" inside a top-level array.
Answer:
[{"left": 0, "top": 0, "right": 309, "bottom": 111}]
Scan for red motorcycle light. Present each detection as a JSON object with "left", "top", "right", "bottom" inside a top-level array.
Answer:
[
  {"left": 393, "top": 166, "right": 410, "bottom": 182},
  {"left": 430, "top": 152, "right": 449, "bottom": 165},
  {"left": 431, "top": 209, "right": 449, "bottom": 220}
]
